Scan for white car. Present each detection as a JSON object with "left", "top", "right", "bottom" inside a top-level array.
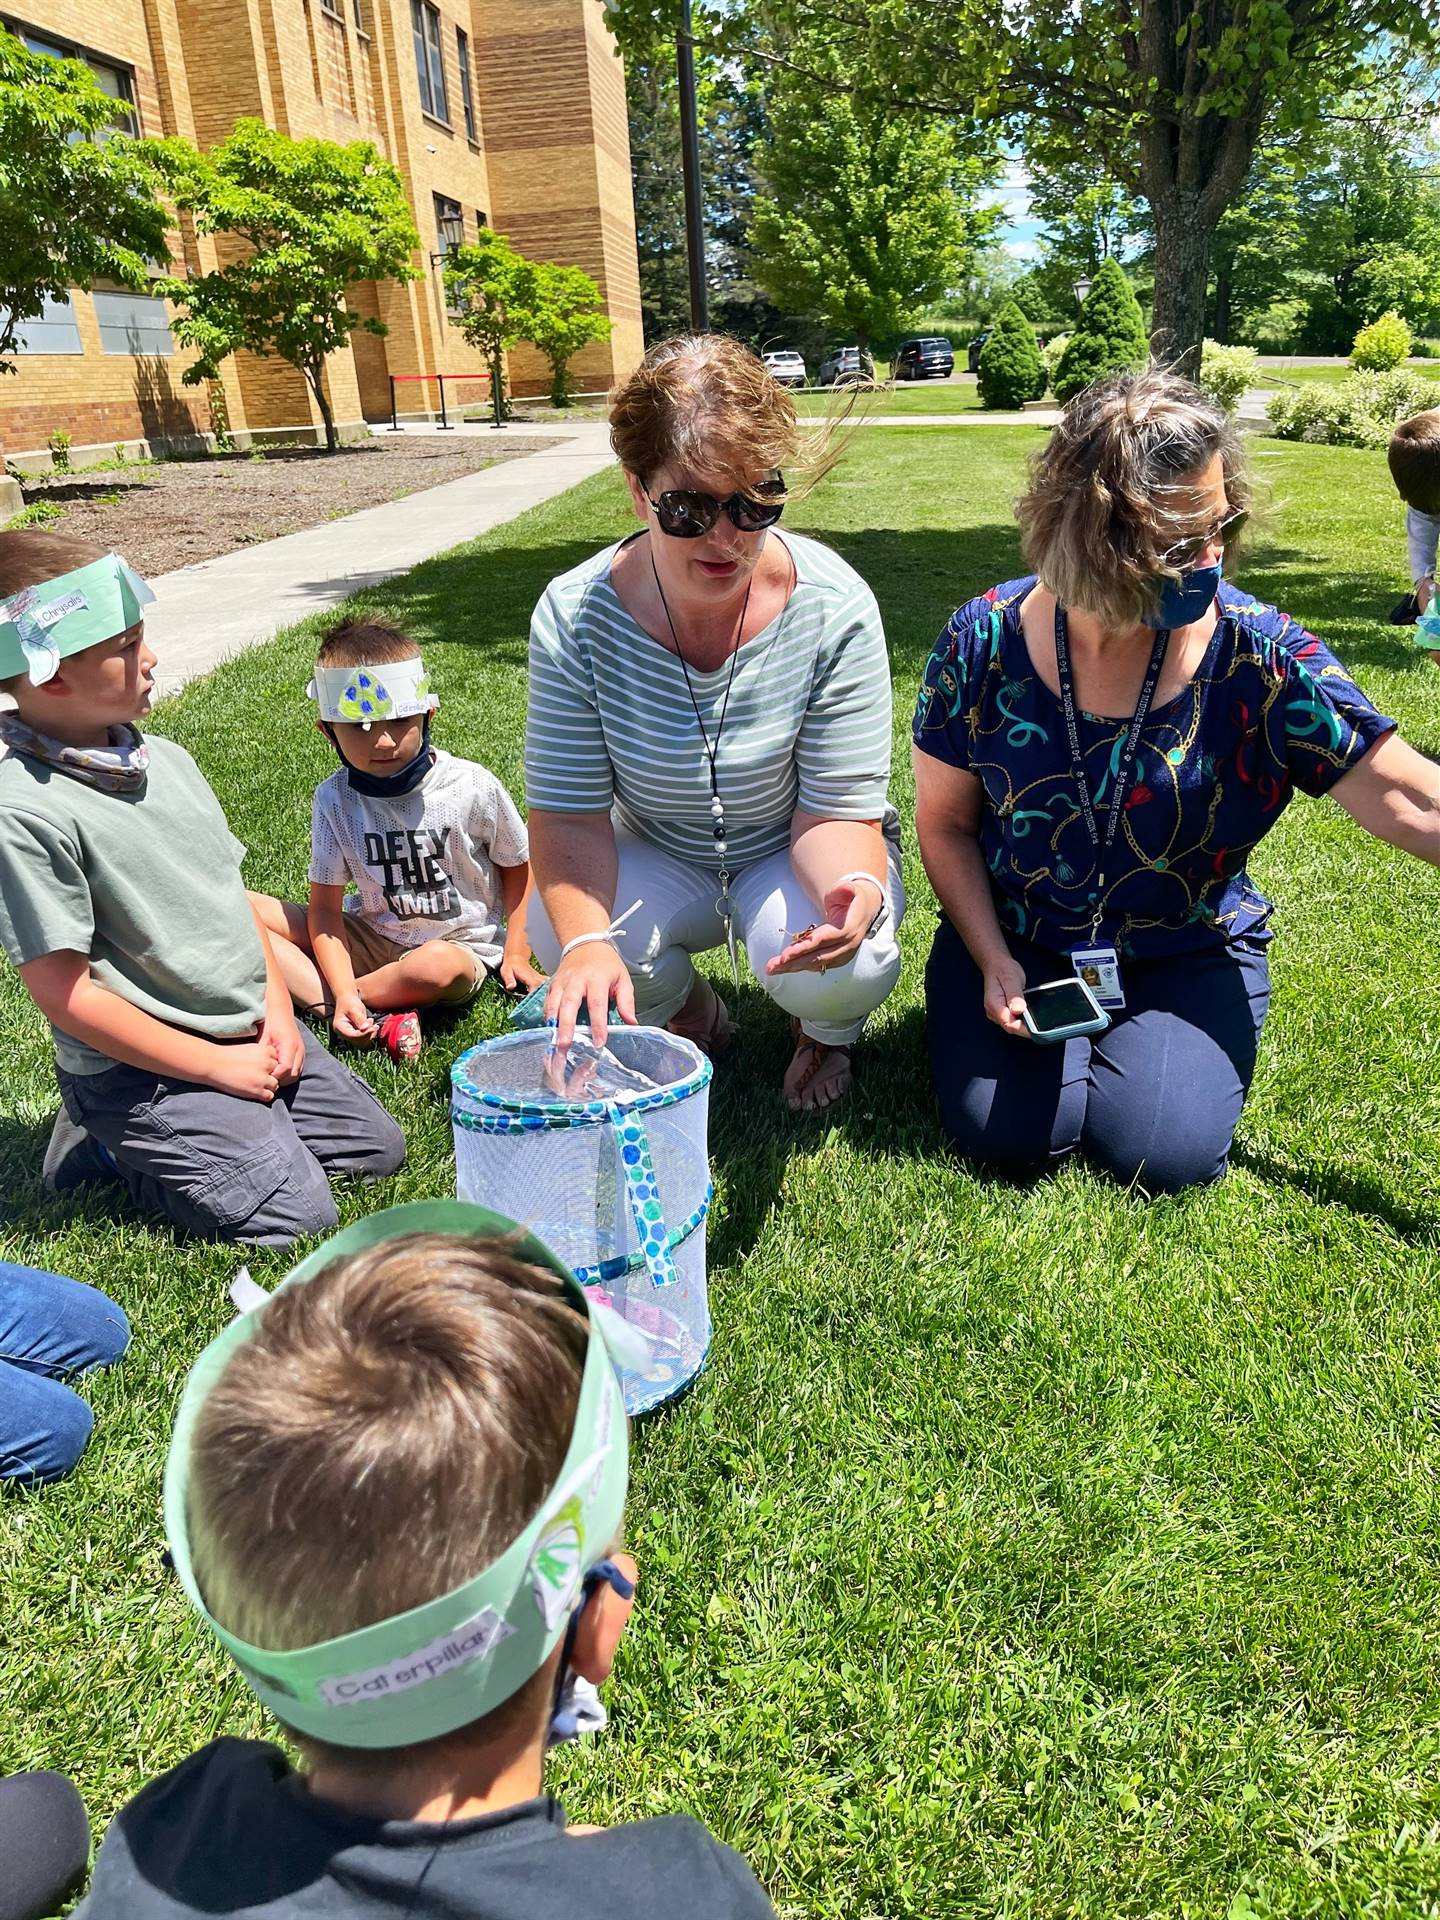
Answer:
[{"left": 762, "top": 349, "right": 807, "bottom": 389}]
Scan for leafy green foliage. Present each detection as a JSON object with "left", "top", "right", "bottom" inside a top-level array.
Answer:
[
  {"left": 1351, "top": 309, "right": 1413, "bottom": 371},
  {"left": 1266, "top": 368, "right": 1433, "bottom": 446},
  {"left": 1198, "top": 340, "right": 1260, "bottom": 415},
  {"left": 1042, "top": 332, "right": 1071, "bottom": 387},
  {"left": 1052, "top": 259, "right": 1148, "bottom": 403},
  {"left": 443, "top": 229, "right": 538, "bottom": 423},
  {"left": 0, "top": 26, "right": 171, "bottom": 370},
  {"left": 976, "top": 301, "right": 1044, "bottom": 409},
  {"left": 748, "top": 38, "right": 997, "bottom": 355},
  {"left": 523, "top": 263, "right": 613, "bottom": 408},
  {"left": 150, "top": 120, "right": 419, "bottom": 451}
]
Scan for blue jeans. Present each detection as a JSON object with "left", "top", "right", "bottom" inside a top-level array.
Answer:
[
  {"left": 925, "top": 919, "right": 1272, "bottom": 1195},
  {"left": 0, "top": 1263, "right": 130, "bottom": 1486}
]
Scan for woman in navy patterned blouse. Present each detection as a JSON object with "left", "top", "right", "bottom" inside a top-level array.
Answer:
[{"left": 913, "top": 369, "right": 1439, "bottom": 1194}]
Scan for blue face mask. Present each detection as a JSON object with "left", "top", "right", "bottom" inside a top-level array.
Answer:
[
  {"left": 547, "top": 1558, "right": 635, "bottom": 1747},
  {"left": 1145, "top": 558, "right": 1223, "bottom": 630}
]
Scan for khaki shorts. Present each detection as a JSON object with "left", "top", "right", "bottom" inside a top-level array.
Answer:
[{"left": 341, "top": 916, "right": 486, "bottom": 1005}]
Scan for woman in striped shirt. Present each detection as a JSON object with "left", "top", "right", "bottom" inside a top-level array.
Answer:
[{"left": 525, "top": 335, "right": 903, "bottom": 1111}]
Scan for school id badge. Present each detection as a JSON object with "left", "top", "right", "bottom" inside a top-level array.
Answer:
[{"left": 1070, "top": 945, "right": 1125, "bottom": 1009}]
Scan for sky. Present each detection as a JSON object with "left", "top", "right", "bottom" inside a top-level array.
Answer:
[{"left": 987, "top": 156, "right": 1042, "bottom": 261}]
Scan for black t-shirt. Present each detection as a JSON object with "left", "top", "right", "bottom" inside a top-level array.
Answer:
[{"left": 77, "top": 1738, "right": 777, "bottom": 1918}]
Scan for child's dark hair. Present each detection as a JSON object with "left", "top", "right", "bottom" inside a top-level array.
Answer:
[
  {"left": 0, "top": 531, "right": 109, "bottom": 691},
  {"left": 187, "top": 1231, "right": 588, "bottom": 1775},
  {"left": 1388, "top": 409, "right": 1440, "bottom": 514},
  {"left": 314, "top": 615, "right": 419, "bottom": 671}
]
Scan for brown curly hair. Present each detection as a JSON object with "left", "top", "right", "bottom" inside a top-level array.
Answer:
[{"left": 1017, "top": 369, "right": 1253, "bottom": 629}]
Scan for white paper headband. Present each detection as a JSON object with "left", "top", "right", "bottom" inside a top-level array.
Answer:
[{"left": 307, "top": 657, "right": 438, "bottom": 728}]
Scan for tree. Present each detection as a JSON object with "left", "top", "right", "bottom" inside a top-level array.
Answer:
[
  {"left": 748, "top": 46, "right": 997, "bottom": 357},
  {"left": 0, "top": 27, "right": 171, "bottom": 371},
  {"left": 152, "top": 119, "right": 419, "bottom": 452},
  {"left": 524, "top": 262, "right": 613, "bottom": 407},
  {"left": 1052, "top": 259, "right": 1148, "bottom": 402},
  {"left": 443, "top": 229, "right": 538, "bottom": 422},
  {"left": 609, "top": 3, "right": 1440, "bottom": 376},
  {"left": 976, "top": 300, "right": 1044, "bottom": 408}
]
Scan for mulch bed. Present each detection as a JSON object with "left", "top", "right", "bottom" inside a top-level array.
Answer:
[{"left": 13, "top": 435, "right": 552, "bottom": 576}]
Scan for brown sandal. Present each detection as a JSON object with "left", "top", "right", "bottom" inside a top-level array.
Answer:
[
  {"left": 667, "top": 976, "right": 737, "bottom": 1057},
  {"left": 784, "top": 1016, "right": 853, "bottom": 1113}
]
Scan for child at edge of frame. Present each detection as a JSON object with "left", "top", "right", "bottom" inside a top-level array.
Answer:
[
  {"left": 254, "top": 613, "right": 545, "bottom": 1064},
  {"left": 0, "top": 531, "right": 406, "bottom": 1247},
  {"left": 1385, "top": 409, "right": 1440, "bottom": 662},
  {"left": 75, "top": 1202, "right": 779, "bottom": 1920}
]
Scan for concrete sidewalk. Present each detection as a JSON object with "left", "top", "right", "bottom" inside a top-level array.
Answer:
[{"left": 147, "top": 426, "right": 615, "bottom": 694}]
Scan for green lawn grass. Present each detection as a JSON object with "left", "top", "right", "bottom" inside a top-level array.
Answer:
[
  {"left": 1258, "top": 362, "right": 1440, "bottom": 390},
  {"left": 3, "top": 428, "right": 1440, "bottom": 1919},
  {"left": 794, "top": 381, "right": 986, "bottom": 417}
]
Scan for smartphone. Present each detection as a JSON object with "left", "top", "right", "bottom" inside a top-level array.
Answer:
[
  {"left": 507, "top": 980, "right": 553, "bottom": 1029},
  {"left": 1020, "top": 976, "right": 1111, "bottom": 1045}
]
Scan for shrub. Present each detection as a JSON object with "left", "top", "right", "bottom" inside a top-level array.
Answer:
[
  {"left": 1240, "top": 296, "right": 1309, "bottom": 356},
  {"left": 1199, "top": 340, "right": 1259, "bottom": 415},
  {"left": 47, "top": 429, "right": 71, "bottom": 473},
  {"left": 1052, "top": 259, "right": 1149, "bottom": 403},
  {"left": 1042, "top": 333, "right": 1070, "bottom": 390},
  {"left": 1411, "top": 338, "right": 1440, "bottom": 361},
  {"left": 977, "top": 300, "right": 1045, "bottom": 409},
  {"left": 1351, "top": 310, "right": 1412, "bottom": 372},
  {"left": 1266, "top": 370, "right": 1434, "bottom": 448}
]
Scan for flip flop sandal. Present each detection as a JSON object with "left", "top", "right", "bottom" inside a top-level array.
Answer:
[
  {"left": 784, "top": 1017, "right": 852, "bottom": 1113},
  {"left": 667, "top": 979, "right": 738, "bottom": 1058},
  {"left": 376, "top": 1009, "right": 423, "bottom": 1064}
]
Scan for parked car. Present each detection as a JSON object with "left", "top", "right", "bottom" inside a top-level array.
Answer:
[
  {"left": 817, "top": 345, "right": 874, "bottom": 387},
  {"left": 761, "top": 348, "right": 808, "bottom": 388},
  {"left": 966, "top": 330, "right": 991, "bottom": 374},
  {"left": 892, "top": 336, "right": 955, "bottom": 381}
]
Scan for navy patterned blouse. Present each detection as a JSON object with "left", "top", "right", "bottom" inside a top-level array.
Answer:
[{"left": 912, "top": 576, "right": 1396, "bottom": 958}]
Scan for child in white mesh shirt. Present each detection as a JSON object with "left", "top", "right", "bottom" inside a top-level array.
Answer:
[{"left": 255, "top": 618, "right": 543, "bottom": 1063}]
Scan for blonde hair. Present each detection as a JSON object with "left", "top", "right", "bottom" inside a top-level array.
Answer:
[
  {"left": 188, "top": 1232, "right": 588, "bottom": 1767},
  {"left": 610, "top": 333, "right": 844, "bottom": 494},
  {"left": 1017, "top": 368, "right": 1253, "bottom": 629}
]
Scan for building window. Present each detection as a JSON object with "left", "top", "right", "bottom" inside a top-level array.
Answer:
[
  {"left": 475, "top": 209, "right": 488, "bottom": 231},
  {"left": 11, "top": 22, "right": 138, "bottom": 135},
  {"left": 93, "top": 290, "right": 173, "bottom": 356},
  {"left": 12, "top": 295, "right": 83, "bottom": 356},
  {"left": 410, "top": 0, "right": 447, "bottom": 122},
  {"left": 456, "top": 27, "right": 476, "bottom": 142},
  {"left": 320, "top": 0, "right": 342, "bottom": 17},
  {"left": 351, "top": 0, "right": 364, "bottom": 28}
]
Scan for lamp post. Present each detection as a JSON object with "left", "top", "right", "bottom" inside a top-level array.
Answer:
[
  {"left": 1073, "top": 273, "right": 1093, "bottom": 308},
  {"left": 676, "top": 0, "right": 709, "bottom": 331}
]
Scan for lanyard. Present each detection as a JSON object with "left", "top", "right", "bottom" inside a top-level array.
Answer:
[{"left": 1053, "top": 606, "right": 1169, "bottom": 936}]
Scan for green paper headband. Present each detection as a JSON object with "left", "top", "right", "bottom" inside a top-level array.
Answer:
[
  {"left": 0, "top": 553, "right": 154, "bottom": 685},
  {"left": 163, "top": 1200, "right": 629, "bottom": 1750}
]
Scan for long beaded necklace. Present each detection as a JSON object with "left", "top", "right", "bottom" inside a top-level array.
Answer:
[{"left": 650, "top": 552, "right": 753, "bottom": 986}]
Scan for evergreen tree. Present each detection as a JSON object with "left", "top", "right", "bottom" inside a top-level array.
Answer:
[
  {"left": 977, "top": 300, "right": 1044, "bottom": 408},
  {"left": 1052, "top": 259, "right": 1149, "bottom": 402}
]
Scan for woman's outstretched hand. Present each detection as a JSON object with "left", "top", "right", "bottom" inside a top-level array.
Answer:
[
  {"left": 766, "top": 877, "right": 881, "bottom": 977},
  {"left": 544, "top": 942, "right": 637, "bottom": 1053},
  {"left": 983, "top": 955, "right": 1029, "bottom": 1036}
]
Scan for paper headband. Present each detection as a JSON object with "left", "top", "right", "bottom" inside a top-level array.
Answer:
[
  {"left": 164, "top": 1200, "right": 630, "bottom": 1750},
  {"left": 0, "top": 553, "right": 155, "bottom": 686},
  {"left": 1413, "top": 609, "right": 1440, "bottom": 651},
  {"left": 307, "top": 657, "right": 438, "bottom": 728}
]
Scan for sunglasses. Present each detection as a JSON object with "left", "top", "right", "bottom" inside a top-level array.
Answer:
[
  {"left": 1165, "top": 506, "right": 1249, "bottom": 568},
  {"left": 646, "top": 477, "right": 786, "bottom": 538}
]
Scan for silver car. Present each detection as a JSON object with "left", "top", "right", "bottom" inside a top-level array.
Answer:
[{"left": 762, "top": 349, "right": 808, "bottom": 389}]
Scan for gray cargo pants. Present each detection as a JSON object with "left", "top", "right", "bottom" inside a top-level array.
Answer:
[{"left": 56, "top": 1026, "right": 406, "bottom": 1246}]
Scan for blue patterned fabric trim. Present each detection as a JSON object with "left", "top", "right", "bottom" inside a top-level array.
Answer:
[{"left": 451, "top": 1046, "right": 712, "bottom": 1133}]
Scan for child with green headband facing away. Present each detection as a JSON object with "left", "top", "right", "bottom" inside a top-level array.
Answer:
[
  {"left": 0, "top": 531, "right": 406, "bottom": 1245},
  {"left": 78, "top": 1202, "right": 776, "bottom": 1920},
  {"left": 254, "top": 615, "right": 543, "bottom": 1064}
]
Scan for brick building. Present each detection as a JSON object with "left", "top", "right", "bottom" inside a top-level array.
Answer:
[{"left": 0, "top": 0, "right": 643, "bottom": 463}]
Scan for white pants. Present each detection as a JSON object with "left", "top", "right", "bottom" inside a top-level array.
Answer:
[{"left": 528, "top": 823, "right": 906, "bottom": 1048}]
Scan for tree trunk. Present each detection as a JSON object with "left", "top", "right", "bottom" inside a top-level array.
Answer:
[
  {"left": 488, "top": 345, "right": 510, "bottom": 422},
  {"left": 550, "top": 356, "right": 571, "bottom": 408},
  {"left": 1147, "top": 199, "right": 1213, "bottom": 380},
  {"left": 304, "top": 360, "right": 339, "bottom": 452}
]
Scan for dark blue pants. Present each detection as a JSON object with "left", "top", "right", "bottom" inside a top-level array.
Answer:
[
  {"left": 925, "top": 918, "right": 1271, "bottom": 1195},
  {"left": 0, "top": 1262, "right": 130, "bottom": 1486}
]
